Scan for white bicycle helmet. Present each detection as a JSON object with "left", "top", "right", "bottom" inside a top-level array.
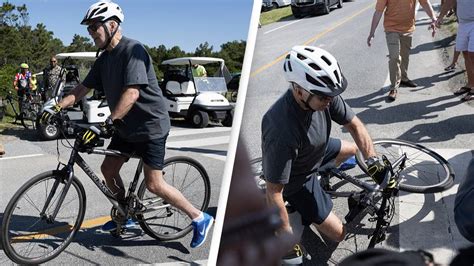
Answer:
[
  {"left": 283, "top": 46, "right": 347, "bottom": 97},
  {"left": 80, "top": 1, "right": 124, "bottom": 25}
]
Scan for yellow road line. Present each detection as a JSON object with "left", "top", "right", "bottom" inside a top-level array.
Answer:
[
  {"left": 11, "top": 216, "right": 110, "bottom": 242},
  {"left": 250, "top": 3, "right": 375, "bottom": 78}
]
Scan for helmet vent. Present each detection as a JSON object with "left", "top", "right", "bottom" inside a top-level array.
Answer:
[
  {"left": 296, "top": 53, "right": 307, "bottom": 61},
  {"left": 96, "top": 7, "right": 108, "bottom": 16},
  {"left": 89, "top": 7, "right": 100, "bottom": 17},
  {"left": 309, "top": 63, "right": 321, "bottom": 71},
  {"left": 333, "top": 70, "right": 340, "bottom": 83},
  {"left": 304, "top": 47, "right": 314, "bottom": 52},
  {"left": 288, "top": 61, "right": 293, "bottom": 72},
  {"left": 321, "top": 55, "right": 332, "bottom": 66},
  {"left": 319, "top": 76, "right": 335, "bottom": 87},
  {"left": 306, "top": 74, "right": 323, "bottom": 87},
  {"left": 284, "top": 62, "right": 287, "bottom": 72}
]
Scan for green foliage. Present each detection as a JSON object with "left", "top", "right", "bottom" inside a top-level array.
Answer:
[{"left": 0, "top": 3, "right": 247, "bottom": 98}]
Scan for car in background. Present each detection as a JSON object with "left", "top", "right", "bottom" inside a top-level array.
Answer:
[
  {"left": 262, "top": 0, "right": 291, "bottom": 12},
  {"left": 291, "top": 0, "right": 343, "bottom": 18}
]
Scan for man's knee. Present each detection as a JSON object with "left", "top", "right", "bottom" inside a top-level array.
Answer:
[{"left": 144, "top": 169, "right": 165, "bottom": 195}]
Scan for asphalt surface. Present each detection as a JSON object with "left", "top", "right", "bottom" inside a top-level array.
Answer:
[
  {"left": 0, "top": 118, "right": 230, "bottom": 265},
  {"left": 240, "top": 0, "right": 473, "bottom": 265}
]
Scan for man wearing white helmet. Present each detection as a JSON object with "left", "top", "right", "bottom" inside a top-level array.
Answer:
[
  {"left": 40, "top": 1, "right": 213, "bottom": 248},
  {"left": 262, "top": 46, "right": 389, "bottom": 250}
]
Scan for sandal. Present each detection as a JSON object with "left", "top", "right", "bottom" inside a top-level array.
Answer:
[
  {"left": 454, "top": 86, "right": 471, "bottom": 95},
  {"left": 461, "top": 91, "right": 474, "bottom": 102},
  {"left": 444, "top": 64, "right": 456, "bottom": 72}
]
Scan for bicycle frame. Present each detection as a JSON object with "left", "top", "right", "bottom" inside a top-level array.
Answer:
[
  {"left": 323, "top": 153, "right": 407, "bottom": 197},
  {"left": 41, "top": 138, "right": 160, "bottom": 224}
]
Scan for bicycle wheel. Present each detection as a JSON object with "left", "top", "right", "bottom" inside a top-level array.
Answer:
[
  {"left": 20, "top": 103, "right": 39, "bottom": 130},
  {"left": 1, "top": 171, "right": 86, "bottom": 264},
  {"left": 249, "top": 157, "right": 266, "bottom": 192},
  {"left": 356, "top": 139, "right": 454, "bottom": 193},
  {"left": 137, "top": 156, "right": 211, "bottom": 240}
]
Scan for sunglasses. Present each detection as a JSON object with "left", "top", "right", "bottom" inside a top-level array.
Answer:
[
  {"left": 50, "top": 60, "right": 57, "bottom": 63},
  {"left": 87, "top": 22, "right": 103, "bottom": 32}
]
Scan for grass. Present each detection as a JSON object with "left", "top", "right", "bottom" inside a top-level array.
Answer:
[{"left": 260, "top": 6, "right": 294, "bottom": 26}]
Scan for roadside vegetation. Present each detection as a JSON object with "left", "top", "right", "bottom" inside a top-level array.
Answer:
[{"left": 260, "top": 6, "right": 293, "bottom": 26}]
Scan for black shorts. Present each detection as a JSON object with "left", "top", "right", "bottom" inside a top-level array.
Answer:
[
  {"left": 107, "top": 134, "right": 168, "bottom": 170},
  {"left": 285, "top": 138, "right": 341, "bottom": 225}
]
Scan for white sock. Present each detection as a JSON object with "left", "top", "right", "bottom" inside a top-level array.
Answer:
[{"left": 193, "top": 212, "right": 204, "bottom": 222}]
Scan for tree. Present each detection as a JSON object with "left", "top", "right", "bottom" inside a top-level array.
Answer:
[
  {"left": 67, "top": 34, "right": 94, "bottom": 53},
  {"left": 218, "top": 40, "right": 246, "bottom": 73},
  {"left": 195, "top": 42, "right": 213, "bottom": 57}
]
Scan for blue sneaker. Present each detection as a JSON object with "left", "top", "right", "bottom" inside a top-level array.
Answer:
[
  {"left": 190, "top": 213, "right": 214, "bottom": 248},
  {"left": 338, "top": 156, "right": 357, "bottom": 171},
  {"left": 101, "top": 218, "right": 137, "bottom": 232}
]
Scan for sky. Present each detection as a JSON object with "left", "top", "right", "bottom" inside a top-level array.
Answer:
[{"left": 8, "top": 0, "right": 254, "bottom": 52}]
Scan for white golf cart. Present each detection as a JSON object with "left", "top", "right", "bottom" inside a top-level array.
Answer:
[
  {"left": 161, "top": 57, "right": 234, "bottom": 128},
  {"left": 37, "top": 52, "right": 110, "bottom": 140}
]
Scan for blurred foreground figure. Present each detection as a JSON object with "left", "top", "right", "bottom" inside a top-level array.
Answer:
[{"left": 217, "top": 138, "right": 296, "bottom": 266}]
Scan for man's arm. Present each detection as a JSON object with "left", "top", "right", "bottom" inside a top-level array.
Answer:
[
  {"left": 419, "top": 0, "right": 438, "bottom": 36},
  {"left": 367, "top": 10, "right": 383, "bottom": 47},
  {"left": 266, "top": 182, "right": 292, "bottom": 234},
  {"left": 110, "top": 85, "right": 140, "bottom": 120},
  {"left": 343, "top": 116, "right": 376, "bottom": 160},
  {"left": 436, "top": 0, "right": 456, "bottom": 27},
  {"left": 57, "top": 83, "right": 90, "bottom": 109}
]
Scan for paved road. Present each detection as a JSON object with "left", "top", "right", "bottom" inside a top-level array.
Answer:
[
  {"left": 0, "top": 120, "right": 230, "bottom": 265},
  {"left": 240, "top": 0, "right": 473, "bottom": 264}
]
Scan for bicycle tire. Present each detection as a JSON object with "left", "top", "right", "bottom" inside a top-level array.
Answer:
[
  {"left": 136, "top": 156, "right": 211, "bottom": 241},
  {"left": 249, "top": 157, "right": 266, "bottom": 192},
  {"left": 355, "top": 139, "right": 455, "bottom": 193},
  {"left": 1, "top": 171, "right": 86, "bottom": 264}
]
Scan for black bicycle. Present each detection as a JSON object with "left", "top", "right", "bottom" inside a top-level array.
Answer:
[
  {"left": 5, "top": 90, "right": 42, "bottom": 130},
  {"left": 1, "top": 120, "right": 211, "bottom": 264},
  {"left": 251, "top": 139, "right": 455, "bottom": 248}
]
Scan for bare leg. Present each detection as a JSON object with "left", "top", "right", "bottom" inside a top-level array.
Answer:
[
  {"left": 101, "top": 155, "right": 127, "bottom": 201},
  {"left": 311, "top": 212, "right": 346, "bottom": 242},
  {"left": 335, "top": 140, "right": 357, "bottom": 166},
  {"left": 465, "top": 51, "right": 474, "bottom": 87},
  {"left": 143, "top": 163, "right": 201, "bottom": 219}
]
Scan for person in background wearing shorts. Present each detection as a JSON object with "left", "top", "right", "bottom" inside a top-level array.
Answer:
[
  {"left": 262, "top": 46, "right": 389, "bottom": 258},
  {"left": 40, "top": 1, "right": 213, "bottom": 248},
  {"left": 437, "top": 0, "right": 474, "bottom": 102}
]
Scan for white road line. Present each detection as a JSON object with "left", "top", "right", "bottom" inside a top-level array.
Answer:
[
  {"left": 169, "top": 127, "right": 231, "bottom": 137},
  {"left": 166, "top": 136, "right": 230, "bottom": 148},
  {"left": 264, "top": 20, "right": 301, "bottom": 35},
  {"left": 0, "top": 154, "right": 44, "bottom": 160}
]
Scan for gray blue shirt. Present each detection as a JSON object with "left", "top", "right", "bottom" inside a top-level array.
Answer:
[
  {"left": 83, "top": 36, "right": 170, "bottom": 141},
  {"left": 457, "top": 0, "right": 474, "bottom": 24},
  {"left": 261, "top": 89, "right": 355, "bottom": 196}
]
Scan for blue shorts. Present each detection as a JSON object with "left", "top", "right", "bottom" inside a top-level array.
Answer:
[
  {"left": 285, "top": 138, "right": 341, "bottom": 225},
  {"left": 107, "top": 134, "right": 168, "bottom": 170}
]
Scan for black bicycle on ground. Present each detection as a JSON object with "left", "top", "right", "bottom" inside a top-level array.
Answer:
[
  {"left": 1, "top": 119, "right": 211, "bottom": 264},
  {"left": 251, "top": 139, "right": 455, "bottom": 249}
]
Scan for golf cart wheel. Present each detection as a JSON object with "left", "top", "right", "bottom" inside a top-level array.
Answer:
[
  {"left": 36, "top": 118, "right": 60, "bottom": 140},
  {"left": 222, "top": 111, "right": 233, "bottom": 127},
  {"left": 292, "top": 6, "right": 304, "bottom": 18},
  {"left": 190, "top": 110, "right": 209, "bottom": 128}
]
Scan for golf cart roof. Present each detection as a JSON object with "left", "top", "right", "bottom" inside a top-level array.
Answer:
[
  {"left": 162, "top": 57, "right": 224, "bottom": 66},
  {"left": 56, "top": 52, "right": 98, "bottom": 61}
]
